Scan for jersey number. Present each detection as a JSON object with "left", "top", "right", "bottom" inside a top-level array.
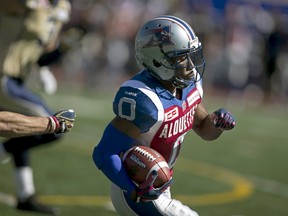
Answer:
[
  {"left": 169, "top": 133, "right": 186, "bottom": 167},
  {"left": 118, "top": 97, "right": 136, "bottom": 121}
]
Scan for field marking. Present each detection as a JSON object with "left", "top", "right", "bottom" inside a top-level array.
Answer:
[
  {"left": 37, "top": 159, "right": 253, "bottom": 206},
  {"left": 0, "top": 158, "right": 253, "bottom": 208},
  {"left": 39, "top": 195, "right": 111, "bottom": 206},
  {"left": 3, "top": 159, "right": 288, "bottom": 208},
  {"left": 174, "top": 158, "right": 253, "bottom": 205},
  {"left": 246, "top": 175, "right": 288, "bottom": 198},
  {"left": 39, "top": 158, "right": 253, "bottom": 206}
]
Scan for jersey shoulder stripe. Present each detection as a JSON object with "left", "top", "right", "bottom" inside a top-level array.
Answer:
[
  {"left": 113, "top": 80, "right": 164, "bottom": 132},
  {"left": 122, "top": 80, "right": 164, "bottom": 112}
]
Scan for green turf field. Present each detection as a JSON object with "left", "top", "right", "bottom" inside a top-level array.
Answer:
[{"left": 1, "top": 89, "right": 288, "bottom": 216}]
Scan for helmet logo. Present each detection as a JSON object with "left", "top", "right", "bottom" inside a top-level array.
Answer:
[{"left": 143, "top": 26, "right": 175, "bottom": 48}]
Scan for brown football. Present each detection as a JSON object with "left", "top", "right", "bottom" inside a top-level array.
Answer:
[{"left": 122, "top": 146, "right": 171, "bottom": 188}]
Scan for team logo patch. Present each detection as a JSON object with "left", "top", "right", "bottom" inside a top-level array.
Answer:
[
  {"left": 164, "top": 107, "right": 179, "bottom": 121},
  {"left": 187, "top": 90, "right": 200, "bottom": 107},
  {"left": 143, "top": 25, "right": 175, "bottom": 48}
]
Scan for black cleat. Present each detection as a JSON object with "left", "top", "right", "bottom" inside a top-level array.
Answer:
[{"left": 16, "top": 195, "right": 60, "bottom": 215}]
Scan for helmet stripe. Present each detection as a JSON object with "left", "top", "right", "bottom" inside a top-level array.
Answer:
[{"left": 156, "top": 15, "right": 196, "bottom": 40}]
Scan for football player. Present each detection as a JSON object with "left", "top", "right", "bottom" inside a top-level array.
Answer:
[
  {"left": 0, "top": 0, "right": 72, "bottom": 215},
  {"left": 93, "top": 15, "right": 236, "bottom": 216}
]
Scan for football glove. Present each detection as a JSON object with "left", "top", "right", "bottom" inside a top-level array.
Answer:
[
  {"left": 49, "top": 109, "right": 76, "bottom": 134},
  {"left": 212, "top": 108, "right": 236, "bottom": 131},
  {"left": 135, "top": 170, "right": 173, "bottom": 203}
]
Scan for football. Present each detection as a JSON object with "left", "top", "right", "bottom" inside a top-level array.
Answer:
[{"left": 122, "top": 146, "right": 171, "bottom": 188}]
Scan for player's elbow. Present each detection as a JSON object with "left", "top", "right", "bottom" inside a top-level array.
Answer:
[
  {"left": 200, "top": 133, "right": 220, "bottom": 141},
  {"left": 193, "top": 127, "right": 221, "bottom": 141}
]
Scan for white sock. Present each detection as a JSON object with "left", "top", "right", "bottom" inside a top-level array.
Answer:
[{"left": 14, "top": 166, "right": 35, "bottom": 201}]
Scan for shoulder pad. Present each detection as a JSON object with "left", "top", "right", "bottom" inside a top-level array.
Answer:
[{"left": 113, "top": 81, "right": 161, "bottom": 132}]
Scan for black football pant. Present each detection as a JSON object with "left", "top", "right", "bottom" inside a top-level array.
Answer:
[{"left": 3, "top": 134, "right": 62, "bottom": 167}]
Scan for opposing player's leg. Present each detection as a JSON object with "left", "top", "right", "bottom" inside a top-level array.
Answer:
[
  {"left": 111, "top": 183, "right": 199, "bottom": 216},
  {"left": 0, "top": 76, "right": 62, "bottom": 215},
  {"left": 14, "top": 161, "right": 59, "bottom": 215}
]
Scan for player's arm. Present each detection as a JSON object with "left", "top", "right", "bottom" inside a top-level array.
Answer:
[
  {"left": 192, "top": 102, "right": 236, "bottom": 140},
  {"left": 0, "top": 109, "right": 75, "bottom": 138},
  {"left": 44, "top": 0, "right": 72, "bottom": 52},
  {"left": 93, "top": 117, "right": 170, "bottom": 202},
  {"left": 92, "top": 117, "right": 139, "bottom": 198},
  {"left": 0, "top": 112, "right": 51, "bottom": 138}
]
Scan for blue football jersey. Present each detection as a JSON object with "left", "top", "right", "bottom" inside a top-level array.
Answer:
[{"left": 113, "top": 70, "right": 203, "bottom": 168}]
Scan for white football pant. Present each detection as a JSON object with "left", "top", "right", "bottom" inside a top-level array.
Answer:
[{"left": 111, "top": 183, "right": 199, "bottom": 216}]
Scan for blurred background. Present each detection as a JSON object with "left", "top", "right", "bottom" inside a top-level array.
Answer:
[
  {"left": 1, "top": 0, "right": 288, "bottom": 215},
  {"left": 50, "top": 0, "right": 288, "bottom": 106}
]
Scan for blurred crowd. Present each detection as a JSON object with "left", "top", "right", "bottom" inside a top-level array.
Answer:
[{"left": 51, "top": 0, "right": 288, "bottom": 104}]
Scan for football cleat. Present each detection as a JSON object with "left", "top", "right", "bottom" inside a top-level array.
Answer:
[{"left": 16, "top": 195, "right": 60, "bottom": 215}]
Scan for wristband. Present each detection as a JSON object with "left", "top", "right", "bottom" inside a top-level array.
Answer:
[{"left": 48, "top": 116, "right": 60, "bottom": 133}]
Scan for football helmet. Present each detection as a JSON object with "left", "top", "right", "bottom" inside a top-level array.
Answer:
[{"left": 135, "top": 15, "right": 205, "bottom": 88}]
